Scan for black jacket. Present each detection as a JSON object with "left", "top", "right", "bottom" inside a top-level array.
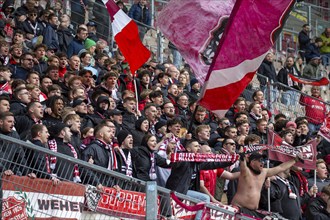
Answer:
[
  {"left": 51, "top": 137, "right": 75, "bottom": 181},
  {"left": 305, "top": 196, "right": 330, "bottom": 220},
  {"left": 0, "top": 130, "right": 30, "bottom": 176},
  {"left": 257, "top": 59, "right": 277, "bottom": 86},
  {"left": 81, "top": 139, "right": 116, "bottom": 186},
  {"left": 131, "top": 145, "right": 169, "bottom": 181},
  {"left": 15, "top": 114, "right": 42, "bottom": 141},
  {"left": 165, "top": 159, "right": 233, "bottom": 195},
  {"left": 25, "top": 139, "right": 50, "bottom": 179},
  {"left": 10, "top": 100, "right": 27, "bottom": 116}
]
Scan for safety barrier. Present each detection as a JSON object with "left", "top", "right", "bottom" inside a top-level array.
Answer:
[
  {"left": 248, "top": 73, "right": 330, "bottom": 125},
  {"left": 0, "top": 134, "right": 255, "bottom": 219}
]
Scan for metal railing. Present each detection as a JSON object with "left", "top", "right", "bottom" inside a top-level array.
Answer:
[
  {"left": 0, "top": 134, "right": 254, "bottom": 219},
  {"left": 250, "top": 73, "right": 330, "bottom": 124}
]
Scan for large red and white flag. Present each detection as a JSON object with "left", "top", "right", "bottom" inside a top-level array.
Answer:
[
  {"left": 102, "top": 0, "right": 150, "bottom": 73},
  {"left": 268, "top": 130, "right": 317, "bottom": 170},
  {"left": 198, "top": 0, "right": 295, "bottom": 117},
  {"left": 319, "top": 112, "right": 330, "bottom": 142},
  {"left": 157, "top": 0, "right": 236, "bottom": 84}
]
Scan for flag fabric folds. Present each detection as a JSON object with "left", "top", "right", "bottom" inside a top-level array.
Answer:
[
  {"left": 319, "top": 112, "right": 330, "bottom": 142},
  {"left": 157, "top": 0, "right": 236, "bottom": 84},
  {"left": 289, "top": 74, "right": 329, "bottom": 86},
  {"left": 102, "top": 0, "right": 150, "bottom": 74},
  {"left": 268, "top": 130, "right": 317, "bottom": 170},
  {"left": 198, "top": 0, "right": 295, "bottom": 117}
]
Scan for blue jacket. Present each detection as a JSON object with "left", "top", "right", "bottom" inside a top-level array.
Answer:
[
  {"left": 128, "top": 3, "right": 151, "bottom": 26},
  {"left": 67, "top": 38, "right": 85, "bottom": 58},
  {"left": 43, "top": 24, "right": 60, "bottom": 51}
]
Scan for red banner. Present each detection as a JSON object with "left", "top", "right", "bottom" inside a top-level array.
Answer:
[
  {"left": 268, "top": 130, "right": 317, "bottom": 169},
  {"left": 289, "top": 74, "right": 329, "bottom": 86},
  {"left": 170, "top": 153, "right": 238, "bottom": 163},
  {"left": 1, "top": 176, "right": 85, "bottom": 220},
  {"left": 96, "top": 187, "right": 148, "bottom": 219}
]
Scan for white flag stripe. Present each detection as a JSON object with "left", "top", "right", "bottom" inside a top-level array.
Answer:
[
  {"left": 112, "top": 9, "right": 131, "bottom": 36},
  {"left": 205, "top": 52, "right": 268, "bottom": 89}
]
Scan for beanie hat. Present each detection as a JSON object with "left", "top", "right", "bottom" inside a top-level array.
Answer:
[
  {"left": 190, "top": 78, "right": 199, "bottom": 87},
  {"left": 85, "top": 38, "right": 96, "bottom": 50},
  {"left": 155, "top": 120, "right": 167, "bottom": 132},
  {"left": 117, "top": 130, "right": 130, "bottom": 146}
]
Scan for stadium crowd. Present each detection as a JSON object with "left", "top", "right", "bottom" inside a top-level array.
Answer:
[{"left": 0, "top": 0, "right": 330, "bottom": 219}]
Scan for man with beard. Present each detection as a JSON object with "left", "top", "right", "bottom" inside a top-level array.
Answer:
[
  {"left": 43, "top": 95, "right": 64, "bottom": 128},
  {"left": 15, "top": 101, "right": 43, "bottom": 140},
  {"left": 10, "top": 87, "right": 31, "bottom": 116},
  {"left": 81, "top": 123, "right": 118, "bottom": 189},
  {"left": 160, "top": 101, "right": 176, "bottom": 121},
  {"left": 48, "top": 123, "right": 81, "bottom": 183},
  {"left": 11, "top": 52, "right": 34, "bottom": 80},
  {"left": 231, "top": 152, "right": 302, "bottom": 218},
  {"left": 0, "top": 112, "right": 33, "bottom": 177},
  {"left": 43, "top": 13, "right": 60, "bottom": 51}
]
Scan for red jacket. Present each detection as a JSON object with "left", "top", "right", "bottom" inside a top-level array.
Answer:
[{"left": 299, "top": 95, "right": 326, "bottom": 124}]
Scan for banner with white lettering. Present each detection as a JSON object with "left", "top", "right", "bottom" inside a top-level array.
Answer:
[
  {"left": 1, "top": 176, "right": 85, "bottom": 220},
  {"left": 268, "top": 130, "right": 317, "bottom": 169},
  {"left": 170, "top": 153, "right": 239, "bottom": 163}
]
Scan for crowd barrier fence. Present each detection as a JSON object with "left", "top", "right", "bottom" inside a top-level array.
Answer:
[{"left": 0, "top": 134, "right": 255, "bottom": 219}]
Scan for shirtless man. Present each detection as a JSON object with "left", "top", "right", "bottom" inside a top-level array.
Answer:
[{"left": 231, "top": 152, "right": 301, "bottom": 217}]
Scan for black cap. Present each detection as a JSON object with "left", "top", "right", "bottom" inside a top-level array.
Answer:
[
  {"left": 72, "top": 98, "right": 88, "bottom": 108},
  {"left": 155, "top": 120, "right": 167, "bottom": 131},
  {"left": 86, "top": 21, "right": 97, "bottom": 27},
  {"left": 49, "top": 123, "right": 68, "bottom": 137},
  {"left": 117, "top": 130, "right": 131, "bottom": 146},
  {"left": 249, "top": 152, "right": 267, "bottom": 161},
  {"left": 109, "top": 109, "right": 123, "bottom": 116}
]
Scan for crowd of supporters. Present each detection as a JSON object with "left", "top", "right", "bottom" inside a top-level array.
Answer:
[{"left": 0, "top": 0, "right": 330, "bottom": 219}]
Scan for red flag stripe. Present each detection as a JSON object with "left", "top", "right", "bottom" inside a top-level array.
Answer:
[
  {"left": 198, "top": 0, "right": 295, "bottom": 117},
  {"left": 102, "top": 0, "right": 150, "bottom": 74}
]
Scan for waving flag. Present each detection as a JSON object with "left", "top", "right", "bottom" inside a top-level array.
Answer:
[
  {"left": 157, "top": 0, "right": 236, "bottom": 84},
  {"left": 198, "top": 0, "right": 295, "bottom": 117},
  {"left": 289, "top": 74, "right": 329, "bottom": 86},
  {"left": 268, "top": 130, "right": 317, "bottom": 170},
  {"left": 102, "top": 0, "right": 150, "bottom": 73},
  {"left": 319, "top": 112, "right": 330, "bottom": 142}
]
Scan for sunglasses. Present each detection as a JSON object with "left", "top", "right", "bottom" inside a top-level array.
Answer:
[{"left": 226, "top": 142, "right": 236, "bottom": 146}]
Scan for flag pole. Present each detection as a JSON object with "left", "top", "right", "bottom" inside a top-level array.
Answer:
[
  {"left": 188, "top": 104, "right": 199, "bottom": 134},
  {"left": 314, "top": 170, "right": 317, "bottom": 197},
  {"left": 133, "top": 75, "right": 139, "bottom": 119},
  {"left": 267, "top": 159, "right": 271, "bottom": 212}
]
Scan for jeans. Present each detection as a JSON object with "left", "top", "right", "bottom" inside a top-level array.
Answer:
[
  {"left": 321, "top": 53, "right": 330, "bottom": 66},
  {"left": 187, "top": 190, "right": 210, "bottom": 220},
  {"left": 171, "top": 49, "right": 183, "bottom": 69},
  {"left": 281, "top": 90, "right": 299, "bottom": 106},
  {"left": 308, "top": 123, "right": 322, "bottom": 134}
]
